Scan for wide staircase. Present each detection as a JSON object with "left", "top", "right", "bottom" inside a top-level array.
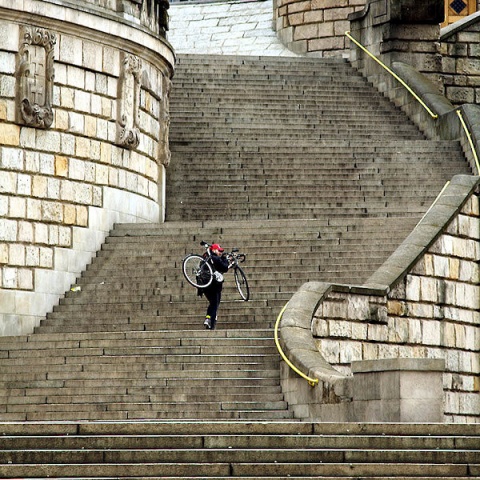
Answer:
[
  {"left": 0, "top": 54, "right": 476, "bottom": 477},
  {"left": 0, "top": 421, "right": 478, "bottom": 478}
]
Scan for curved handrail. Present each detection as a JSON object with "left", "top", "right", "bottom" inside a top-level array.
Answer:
[
  {"left": 456, "top": 109, "right": 480, "bottom": 174},
  {"left": 274, "top": 303, "right": 319, "bottom": 387},
  {"left": 345, "top": 31, "right": 438, "bottom": 119}
]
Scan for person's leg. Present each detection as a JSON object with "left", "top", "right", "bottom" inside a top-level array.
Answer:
[
  {"left": 203, "top": 288, "right": 216, "bottom": 328},
  {"left": 210, "top": 288, "right": 222, "bottom": 330},
  {"left": 204, "top": 285, "right": 222, "bottom": 329}
]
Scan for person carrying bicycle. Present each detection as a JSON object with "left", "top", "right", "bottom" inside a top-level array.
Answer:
[{"left": 199, "top": 243, "right": 230, "bottom": 330}]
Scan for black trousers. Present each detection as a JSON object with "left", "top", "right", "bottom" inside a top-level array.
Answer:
[{"left": 204, "top": 283, "right": 223, "bottom": 328}]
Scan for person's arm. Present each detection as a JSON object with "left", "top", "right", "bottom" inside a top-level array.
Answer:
[{"left": 211, "top": 254, "right": 229, "bottom": 273}]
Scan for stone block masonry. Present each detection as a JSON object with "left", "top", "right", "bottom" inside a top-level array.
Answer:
[
  {"left": 440, "top": 12, "right": 480, "bottom": 106},
  {"left": 274, "top": 0, "right": 366, "bottom": 56},
  {"left": 312, "top": 190, "right": 480, "bottom": 422},
  {"left": 0, "top": 0, "right": 174, "bottom": 335}
]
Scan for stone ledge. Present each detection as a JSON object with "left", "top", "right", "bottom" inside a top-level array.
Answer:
[
  {"left": 0, "top": 0, "right": 175, "bottom": 68},
  {"left": 351, "top": 357, "right": 445, "bottom": 373},
  {"left": 365, "top": 174, "right": 480, "bottom": 290},
  {"left": 391, "top": 62, "right": 455, "bottom": 117}
]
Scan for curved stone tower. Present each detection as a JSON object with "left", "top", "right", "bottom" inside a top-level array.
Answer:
[{"left": 0, "top": 0, "right": 174, "bottom": 335}]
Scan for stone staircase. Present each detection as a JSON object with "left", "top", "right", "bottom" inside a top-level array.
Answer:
[
  {"left": 0, "top": 53, "right": 474, "bottom": 477},
  {"left": 0, "top": 421, "right": 478, "bottom": 478},
  {"left": 166, "top": 55, "right": 469, "bottom": 221}
]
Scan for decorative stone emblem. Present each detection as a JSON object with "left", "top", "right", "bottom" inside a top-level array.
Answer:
[
  {"left": 117, "top": 53, "right": 142, "bottom": 149},
  {"left": 16, "top": 27, "right": 56, "bottom": 129}
]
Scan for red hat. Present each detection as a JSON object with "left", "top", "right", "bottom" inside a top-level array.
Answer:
[{"left": 211, "top": 243, "right": 224, "bottom": 252}]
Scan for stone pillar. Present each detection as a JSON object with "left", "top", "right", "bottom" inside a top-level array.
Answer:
[{"left": 351, "top": 358, "right": 445, "bottom": 422}]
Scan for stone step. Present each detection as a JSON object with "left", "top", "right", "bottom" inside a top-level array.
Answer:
[
  {"left": 0, "top": 458, "right": 475, "bottom": 477},
  {"left": 0, "top": 328, "right": 278, "bottom": 347},
  {"left": 0, "top": 420, "right": 477, "bottom": 476},
  {"left": 170, "top": 115, "right": 419, "bottom": 127},
  {"left": 1, "top": 447, "right": 479, "bottom": 465},
  {"left": 1, "top": 431, "right": 478, "bottom": 450}
]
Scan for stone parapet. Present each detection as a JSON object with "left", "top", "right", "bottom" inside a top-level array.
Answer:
[
  {"left": 279, "top": 175, "right": 480, "bottom": 422},
  {"left": 0, "top": 0, "right": 174, "bottom": 335}
]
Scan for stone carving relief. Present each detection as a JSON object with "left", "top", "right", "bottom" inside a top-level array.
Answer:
[
  {"left": 159, "top": 74, "right": 171, "bottom": 167},
  {"left": 16, "top": 27, "right": 56, "bottom": 129},
  {"left": 117, "top": 52, "right": 142, "bottom": 149}
]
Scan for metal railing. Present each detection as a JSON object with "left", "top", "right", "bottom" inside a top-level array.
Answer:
[
  {"left": 345, "top": 31, "right": 438, "bottom": 119},
  {"left": 457, "top": 110, "right": 480, "bottom": 174},
  {"left": 346, "top": 30, "right": 480, "bottom": 175},
  {"left": 275, "top": 34, "right": 480, "bottom": 387},
  {"left": 274, "top": 303, "right": 319, "bottom": 387}
]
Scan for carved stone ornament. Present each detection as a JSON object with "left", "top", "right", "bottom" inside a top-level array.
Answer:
[
  {"left": 158, "top": 74, "right": 172, "bottom": 167},
  {"left": 117, "top": 53, "right": 142, "bottom": 149},
  {"left": 16, "top": 27, "right": 56, "bottom": 129}
]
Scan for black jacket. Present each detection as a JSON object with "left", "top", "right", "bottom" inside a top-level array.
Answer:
[
  {"left": 197, "top": 253, "right": 230, "bottom": 296},
  {"left": 210, "top": 253, "right": 229, "bottom": 275}
]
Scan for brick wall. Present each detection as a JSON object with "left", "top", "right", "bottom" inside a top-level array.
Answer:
[
  {"left": 0, "top": 0, "right": 174, "bottom": 335},
  {"left": 274, "top": 0, "right": 366, "bottom": 56}
]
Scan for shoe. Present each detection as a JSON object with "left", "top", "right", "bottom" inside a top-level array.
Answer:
[{"left": 204, "top": 317, "right": 211, "bottom": 329}]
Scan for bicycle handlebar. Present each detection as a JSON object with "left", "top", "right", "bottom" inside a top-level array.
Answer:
[{"left": 199, "top": 241, "right": 246, "bottom": 263}]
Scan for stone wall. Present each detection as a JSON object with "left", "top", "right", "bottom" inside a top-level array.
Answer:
[
  {"left": 279, "top": 176, "right": 480, "bottom": 423},
  {"left": 440, "top": 12, "right": 480, "bottom": 106},
  {"left": 273, "top": 0, "right": 365, "bottom": 56},
  {"left": 0, "top": 0, "right": 174, "bottom": 335},
  {"left": 347, "top": 0, "right": 480, "bottom": 176}
]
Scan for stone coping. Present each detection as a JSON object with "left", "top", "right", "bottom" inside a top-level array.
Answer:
[
  {"left": 351, "top": 357, "right": 445, "bottom": 373},
  {"left": 391, "top": 62, "right": 455, "bottom": 117},
  {"left": 366, "top": 174, "right": 480, "bottom": 289},
  {"left": 440, "top": 10, "right": 480, "bottom": 40},
  {"left": 278, "top": 174, "right": 479, "bottom": 385}
]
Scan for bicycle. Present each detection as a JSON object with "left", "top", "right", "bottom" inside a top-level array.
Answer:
[{"left": 182, "top": 241, "right": 250, "bottom": 301}]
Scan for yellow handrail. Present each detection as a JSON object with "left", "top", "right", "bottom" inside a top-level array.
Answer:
[
  {"left": 345, "top": 31, "right": 438, "bottom": 119},
  {"left": 274, "top": 303, "right": 319, "bottom": 387},
  {"left": 345, "top": 31, "right": 480, "bottom": 172},
  {"left": 456, "top": 109, "right": 480, "bottom": 175}
]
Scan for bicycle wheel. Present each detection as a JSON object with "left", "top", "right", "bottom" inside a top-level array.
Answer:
[
  {"left": 234, "top": 266, "right": 250, "bottom": 301},
  {"left": 182, "top": 254, "right": 213, "bottom": 289}
]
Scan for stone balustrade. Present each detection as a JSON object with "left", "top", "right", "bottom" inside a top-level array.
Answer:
[{"left": 279, "top": 175, "right": 480, "bottom": 422}]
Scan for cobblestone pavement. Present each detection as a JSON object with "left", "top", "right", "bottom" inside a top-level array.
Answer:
[{"left": 167, "top": 0, "right": 299, "bottom": 56}]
